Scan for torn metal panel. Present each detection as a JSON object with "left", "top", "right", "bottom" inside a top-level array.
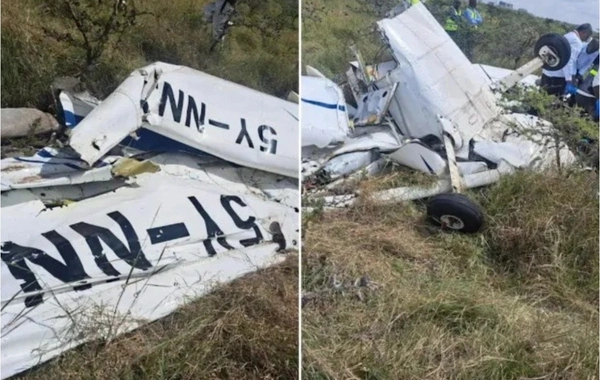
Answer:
[
  {"left": 305, "top": 163, "right": 515, "bottom": 210},
  {"left": 386, "top": 141, "right": 447, "bottom": 175},
  {"left": 457, "top": 161, "right": 489, "bottom": 175},
  {"left": 1, "top": 164, "right": 298, "bottom": 379},
  {"left": 346, "top": 65, "right": 366, "bottom": 105},
  {"left": 302, "top": 125, "right": 401, "bottom": 181},
  {"left": 1, "top": 181, "right": 128, "bottom": 208},
  {"left": 376, "top": 3, "right": 500, "bottom": 153},
  {"left": 320, "top": 150, "right": 380, "bottom": 180},
  {"left": 348, "top": 60, "right": 398, "bottom": 87},
  {"left": 352, "top": 83, "right": 398, "bottom": 126},
  {"left": 147, "top": 153, "right": 299, "bottom": 210},
  {"left": 473, "top": 114, "right": 576, "bottom": 170},
  {"left": 59, "top": 93, "right": 217, "bottom": 159},
  {"left": 365, "top": 61, "right": 398, "bottom": 82},
  {"left": 301, "top": 2, "right": 577, "bottom": 213},
  {"left": 68, "top": 62, "right": 298, "bottom": 179},
  {"left": 58, "top": 90, "right": 100, "bottom": 128},
  {"left": 301, "top": 76, "right": 350, "bottom": 148},
  {"left": 323, "top": 158, "right": 389, "bottom": 192},
  {"left": 1, "top": 148, "right": 119, "bottom": 191},
  {"left": 68, "top": 73, "right": 146, "bottom": 163},
  {"left": 302, "top": 145, "right": 342, "bottom": 180},
  {"left": 328, "top": 128, "right": 401, "bottom": 157}
]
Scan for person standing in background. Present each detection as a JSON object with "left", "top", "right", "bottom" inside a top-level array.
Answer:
[
  {"left": 203, "top": 0, "right": 238, "bottom": 51},
  {"left": 461, "top": 0, "right": 483, "bottom": 61},
  {"left": 444, "top": 0, "right": 462, "bottom": 39},
  {"left": 462, "top": 0, "right": 483, "bottom": 26},
  {"left": 541, "top": 23, "right": 593, "bottom": 96}
]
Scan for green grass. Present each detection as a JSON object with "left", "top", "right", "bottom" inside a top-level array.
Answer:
[
  {"left": 302, "top": 171, "right": 598, "bottom": 379},
  {"left": 302, "top": 0, "right": 388, "bottom": 78}
]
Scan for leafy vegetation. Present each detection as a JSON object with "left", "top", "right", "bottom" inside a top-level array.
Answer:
[{"left": 1, "top": 0, "right": 298, "bottom": 112}]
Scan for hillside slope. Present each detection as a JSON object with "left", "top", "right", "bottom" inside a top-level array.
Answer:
[{"left": 301, "top": 1, "right": 599, "bottom": 379}]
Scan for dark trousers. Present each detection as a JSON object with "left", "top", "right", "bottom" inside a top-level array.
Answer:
[
  {"left": 451, "top": 30, "right": 475, "bottom": 61},
  {"left": 575, "top": 93, "right": 599, "bottom": 121},
  {"left": 446, "top": 29, "right": 475, "bottom": 61},
  {"left": 463, "top": 32, "right": 475, "bottom": 61},
  {"left": 540, "top": 74, "right": 566, "bottom": 96}
]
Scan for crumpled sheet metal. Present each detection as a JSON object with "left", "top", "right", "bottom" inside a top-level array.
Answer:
[
  {"left": 2, "top": 63, "right": 299, "bottom": 378},
  {"left": 1, "top": 148, "right": 118, "bottom": 191},
  {"left": 376, "top": 3, "right": 500, "bottom": 157},
  {"left": 1, "top": 152, "right": 299, "bottom": 379},
  {"left": 69, "top": 62, "right": 299, "bottom": 179},
  {"left": 472, "top": 113, "right": 576, "bottom": 170},
  {"left": 302, "top": 4, "right": 576, "bottom": 202}
]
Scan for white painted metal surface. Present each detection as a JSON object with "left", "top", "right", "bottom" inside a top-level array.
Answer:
[
  {"left": 1, "top": 148, "right": 118, "bottom": 191},
  {"left": 2, "top": 63, "right": 300, "bottom": 378},
  {"left": 387, "top": 141, "right": 447, "bottom": 175},
  {"left": 1, "top": 156, "right": 298, "bottom": 379},
  {"left": 69, "top": 62, "right": 299, "bottom": 179},
  {"left": 376, "top": 3, "right": 500, "bottom": 156},
  {"left": 352, "top": 83, "right": 398, "bottom": 126},
  {"left": 301, "top": 76, "right": 350, "bottom": 148},
  {"left": 301, "top": 2, "right": 576, "bottom": 207},
  {"left": 58, "top": 90, "right": 99, "bottom": 128}
]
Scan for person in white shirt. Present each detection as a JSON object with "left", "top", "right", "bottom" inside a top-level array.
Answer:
[{"left": 541, "top": 23, "right": 593, "bottom": 96}]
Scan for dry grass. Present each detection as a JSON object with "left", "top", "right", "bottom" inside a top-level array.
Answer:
[
  {"left": 358, "top": 166, "right": 439, "bottom": 193},
  {"left": 14, "top": 255, "right": 299, "bottom": 380},
  {"left": 3, "top": 2, "right": 299, "bottom": 379},
  {"left": 302, "top": 171, "right": 598, "bottom": 380},
  {"left": 302, "top": 3, "right": 598, "bottom": 377}
]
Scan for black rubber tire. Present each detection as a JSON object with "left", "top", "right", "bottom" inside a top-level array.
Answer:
[
  {"left": 534, "top": 33, "right": 571, "bottom": 71},
  {"left": 426, "top": 193, "right": 484, "bottom": 233}
]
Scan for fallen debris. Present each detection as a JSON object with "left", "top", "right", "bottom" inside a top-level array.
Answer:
[
  {"left": 301, "top": 3, "right": 576, "bottom": 233},
  {"left": 111, "top": 157, "right": 160, "bottom": 177},
  {"left": 1, "top": 63, "right": 299, "bottom": 379}
]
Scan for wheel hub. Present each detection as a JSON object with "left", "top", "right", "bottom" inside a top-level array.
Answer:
[
  {"left": 539, "top": 45, "right": 559, "bottom": 67},
  {"left": 439, "top": 215, "right": 465, "bottom": 230}
]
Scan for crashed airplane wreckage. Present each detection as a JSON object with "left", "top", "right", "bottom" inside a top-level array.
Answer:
[
  {"left": 302, "top": 3, "right": 577, "bottom": 233},
  {"left": 1, "top": 62, "right": 299, "bottom": 379}
]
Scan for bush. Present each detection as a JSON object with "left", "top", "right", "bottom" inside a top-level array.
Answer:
[{"left": 1, "top": 0, "right": 298, "bottom": 111}]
